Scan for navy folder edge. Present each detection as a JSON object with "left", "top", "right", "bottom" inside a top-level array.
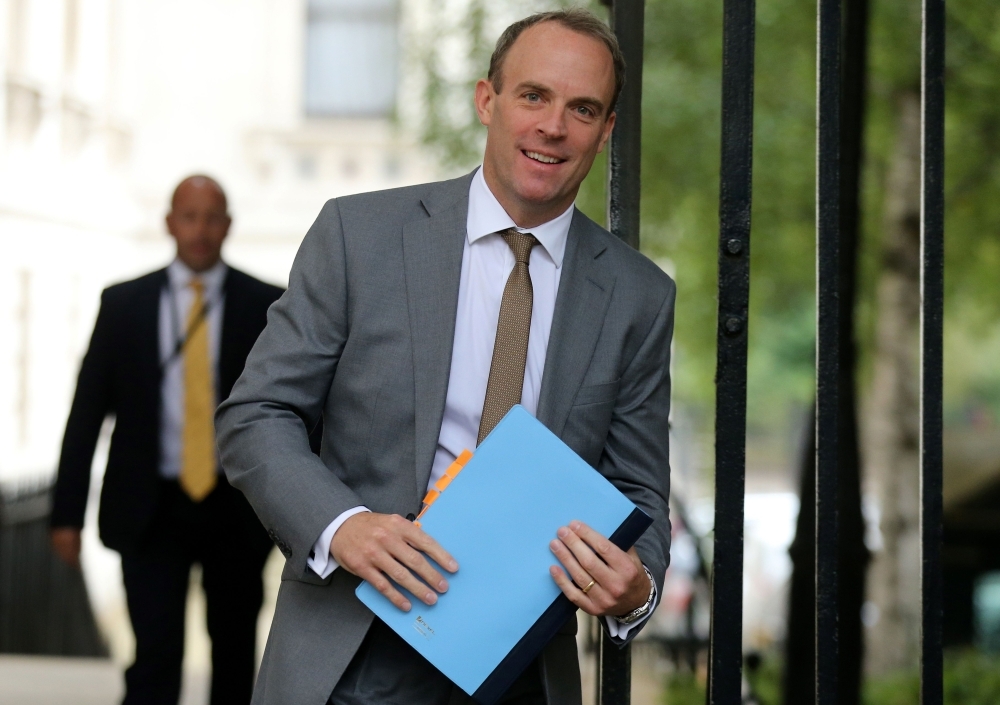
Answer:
[{"left": 470, "top": 506, "right": 653, "bottom": 705}]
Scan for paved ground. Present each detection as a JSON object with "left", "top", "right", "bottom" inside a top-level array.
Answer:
[
  {"left": 2, "top": 577, "right": 663, "bottom": 705},
  {"left": 1, "top": 649, "right": 664, "bottom": 705},
  {"left": 0, "top": 656, "right": 122, "bottom": 705},
  {"left": 0, "top": 656, "right": 209, "bottom": 705}
]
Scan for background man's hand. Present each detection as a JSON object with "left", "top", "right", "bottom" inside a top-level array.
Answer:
[
  {"left": 50, "top": 527, "right": 82, "bottom": 569},
  {"left": 549, "top": 520, "right": 651, "bottom": 618},
  {"left": 331, "top": 512, "right": 458, "bottom": 612}
]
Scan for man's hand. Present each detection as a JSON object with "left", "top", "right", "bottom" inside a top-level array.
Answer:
[
  {"left": 549, "top": 520, "right": 651, "bottom": 618},
  {"left": 331, "top": 512, "right": 458, "bottom": 612},
  {"left": 51, "top": 527, "right": 82, "bottom": 569}
]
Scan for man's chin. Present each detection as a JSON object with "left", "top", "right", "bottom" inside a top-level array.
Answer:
[
  {"left": 180, "top": 254, "right": 221, "bottom": 273},
  {"left": 511, "top": 179, "right": 571, "bottom": 208}
]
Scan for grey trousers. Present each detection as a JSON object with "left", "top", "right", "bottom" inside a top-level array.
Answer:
[{"left": 328, "top": 619, "right": 546, "bottom": 705}]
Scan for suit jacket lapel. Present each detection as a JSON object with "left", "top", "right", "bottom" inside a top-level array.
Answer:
[
  {"left": 135, "top": 269, "right": 167, "bottom": 376},
  {"left": 219, "top": 266, "right": 242, "bottom": 399},
  {"left": 136, "top": 269, "right": 167, "bottom": 437},
  {"left": 403, "top": 176, "right": 473, "bottom": 494},
  {"left": 537, "top": 210, "right": 616, "bottom": 437}
]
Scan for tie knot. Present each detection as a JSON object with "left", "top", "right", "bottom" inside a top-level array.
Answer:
[
  {"left": 501, "top": 229, "right": 538, "bottom": 265},
  {"left": 189, "top": 278, "right": 204, "bottom": 296}
]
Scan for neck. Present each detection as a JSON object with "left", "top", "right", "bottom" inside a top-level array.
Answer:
[
  {"left": 481, "top": 163, "right": 575, "bottom": 229},
  {"left": 176, "top": 256, "right": 222, "bottom": 274}
]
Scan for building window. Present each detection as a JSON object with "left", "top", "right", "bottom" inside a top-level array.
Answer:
[{"left": 305, "top": 0, "right": 399, "bottom": 117}]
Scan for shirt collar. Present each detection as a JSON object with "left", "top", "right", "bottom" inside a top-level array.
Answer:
[
  {"left": 167, "top": 258, "right": 227, "bottom": 297},
  {"left": 466, "top": 166, "right": 573, "bottom": 268}
]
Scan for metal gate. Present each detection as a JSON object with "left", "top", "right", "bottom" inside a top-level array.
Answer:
[{"left": 597, "top": 0, "right": 945, "bottom": 703}]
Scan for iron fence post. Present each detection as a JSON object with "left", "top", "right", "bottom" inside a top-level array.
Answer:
[
  {"left": 606, "top": 0, "right": 644, "bottom": 251},
  {"left": 815, "top": 0, "right": 843, "bottom": 701},
  {"left": 599, "top": 1, "right": 645, "bottom": 703},
  {"left": 708, "top": 0, "right": 756, "bottom": 702},
  {"left": 919, "top": 0, "right": 945, "bottom": 701}
]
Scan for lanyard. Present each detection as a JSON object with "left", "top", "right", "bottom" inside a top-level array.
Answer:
[{"left": 160, "top": 280, "right": 213, "bottom": 372}]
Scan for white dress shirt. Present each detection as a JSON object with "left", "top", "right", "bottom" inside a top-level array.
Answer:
[
  {"left": 158, "top": 259, "right": 227, "bottom": 479},
  {"left": 308, "top": 168, "right": 654, "bottom": 637}
]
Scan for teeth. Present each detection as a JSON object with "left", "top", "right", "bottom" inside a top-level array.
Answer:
[{"left": 525, "top": 151, "right": 561, "bottom": 164}]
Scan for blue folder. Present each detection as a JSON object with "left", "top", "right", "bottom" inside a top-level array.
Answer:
[{"left": 355, "top": 405, "right": 652, "bottom": 704}]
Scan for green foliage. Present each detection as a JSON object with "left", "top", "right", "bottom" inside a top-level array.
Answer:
[
  {"left": 580, "top": 0, "right": 822, "bottom": 410},
  {"left": 659, "top": 654, "right": 781, "bottom": 705},
  {"left": 662, "top": 650, "right": 1000, "bottom": 705},
  {"left": 861, "top": 650, "right": 1000, "bottom": 705},
  {"left": 749, "top": 652, "right": 785, "bottom": 705},
  {"left": 416, "top": 0, "right": 1000, "bottom": 420},
  {"left": 863, "top": 670, "right": 921, "bottom": 705},
  {"left": 941, "top": 649, "right": 1000, "bottom": 704},
  {"left": 944, "top": 4, "right": 1000, "bottom": 320},
  {"left": 416, "top": 0, "right": 578, "bottom": 170},
  {"left": 416, "top": 0, "right": 492, "bottom": 168},
  {"left": 662, "top": 670, "right": 703, "bottom": 705}
]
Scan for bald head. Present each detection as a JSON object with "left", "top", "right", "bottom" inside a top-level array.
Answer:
[
  {"left": 171, "top": 175, "right": 228, "bottom": 212},
  {"left": 166, "top": 175, "right": 231, "bottom": 272}
]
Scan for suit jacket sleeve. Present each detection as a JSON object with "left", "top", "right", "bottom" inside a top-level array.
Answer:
[
  {"left": 599, "top": 279, "right": 676, "bottom": 643},
  {"left": 216, "top": 199, "right": 363, "bottom": 577},
  {"left": 51, "top": 290, "right": 117, "bottom": 528}
]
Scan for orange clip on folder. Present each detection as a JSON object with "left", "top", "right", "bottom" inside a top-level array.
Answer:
[{"left": 415, "top": 449, "right": 473, "bottom": 526}]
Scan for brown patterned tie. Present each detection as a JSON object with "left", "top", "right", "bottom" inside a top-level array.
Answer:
[{"left": 477, "top": 229, "right": 538, "bottom": 445}]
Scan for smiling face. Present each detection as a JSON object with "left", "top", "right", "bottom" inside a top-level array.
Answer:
[{"left": 475, "top": 21, "right": 617, "bottom": 228}]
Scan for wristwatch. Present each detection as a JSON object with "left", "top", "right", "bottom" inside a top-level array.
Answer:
[{"left": 615, "top": 566, "right": 656, "bottom": 625}]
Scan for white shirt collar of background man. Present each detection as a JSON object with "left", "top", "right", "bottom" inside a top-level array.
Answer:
[{"left": 167, "top": 258, "right": 228, "bottom": 299}]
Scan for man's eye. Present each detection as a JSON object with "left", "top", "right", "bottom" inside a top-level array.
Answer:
[
  {"left": 576, "top": 106, "right": 594, "bottom": 117},
  {"left": 526, "top": 93, "right": 540, "bottom": 101}
]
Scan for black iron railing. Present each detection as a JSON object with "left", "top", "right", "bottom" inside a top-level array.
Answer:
[
  {"left": 814, "top": 0, "right": 843, "bottom": 702},
  {"left": 708, "top": 0, "right": 756, "bottom": 702},
  {"left": 920, "top": 0, "right": 946, "bottom": 701},
  {"left": 600, "top": 0, "right": 943, "bottom": 702},
  {"left": 0, "top": 482, "right": 106, "bottom": 656},
  {"left": 599, "top": 0, "right": 645, "bottom": 701}
]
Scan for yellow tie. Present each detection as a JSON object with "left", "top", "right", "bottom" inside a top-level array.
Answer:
[{"left": 180, "top": 278, "right": 217, "bottom": 501}]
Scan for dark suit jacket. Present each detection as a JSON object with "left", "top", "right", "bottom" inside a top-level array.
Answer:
[{"left": 51, "top": 265, "right": 284, "bottom": 555}]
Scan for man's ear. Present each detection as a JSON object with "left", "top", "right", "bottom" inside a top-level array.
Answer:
[
  {"left": 474, "top": 78, "right": 496, "bottom": 127},
  {"left": 596, "top": 111, "right": 617, "bottom": 154}
]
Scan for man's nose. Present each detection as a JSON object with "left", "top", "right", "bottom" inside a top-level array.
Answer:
[
  {"left": 536, "top": 106, "right": 568, "bottom": 139},
  {"left": 196, "top": 215, "right": 214, "bottom": 236}
]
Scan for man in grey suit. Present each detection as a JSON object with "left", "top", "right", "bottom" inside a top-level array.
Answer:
[{"left": 216, "top": 9, "right": 674, "bottom": 705}]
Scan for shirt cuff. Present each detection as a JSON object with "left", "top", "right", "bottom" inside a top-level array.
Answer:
[
  {"left": 604, "top": 566, "right": 659, "bottom": 640},
  {"left": 306, "top": 506, "right": 371, "bottom": 579}
]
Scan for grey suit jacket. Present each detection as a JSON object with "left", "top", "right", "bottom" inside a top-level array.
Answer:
[{"left": 216, "top": 171, "right": 675, "bottom": 705}]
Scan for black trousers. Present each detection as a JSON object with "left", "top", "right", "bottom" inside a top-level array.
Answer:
[
  {"left": 329, "top": 619, "right": 546, "bottom": 705},
  {"left": 120, "top": 480, "right": 272, "bottom": 705}
]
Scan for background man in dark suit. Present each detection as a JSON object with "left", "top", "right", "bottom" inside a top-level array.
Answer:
[
  {"left": 50, "top": 175, "right": 284, "bottom": 705},
  {"left": 218, "top": 10, "right": 674, "bottom": 705}
]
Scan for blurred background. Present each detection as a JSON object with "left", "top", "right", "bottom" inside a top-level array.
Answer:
[{"left": 0, "top": 0, "right": 998, "bottom": 703}]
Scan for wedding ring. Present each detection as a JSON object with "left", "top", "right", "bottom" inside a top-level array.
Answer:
[{"left": 581, "top": 579, "right": 596, "bottom": 595}]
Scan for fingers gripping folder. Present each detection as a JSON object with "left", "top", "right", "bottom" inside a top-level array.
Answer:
[{"left": 356, "top": 406, "right": 652, "bottom": 704}]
